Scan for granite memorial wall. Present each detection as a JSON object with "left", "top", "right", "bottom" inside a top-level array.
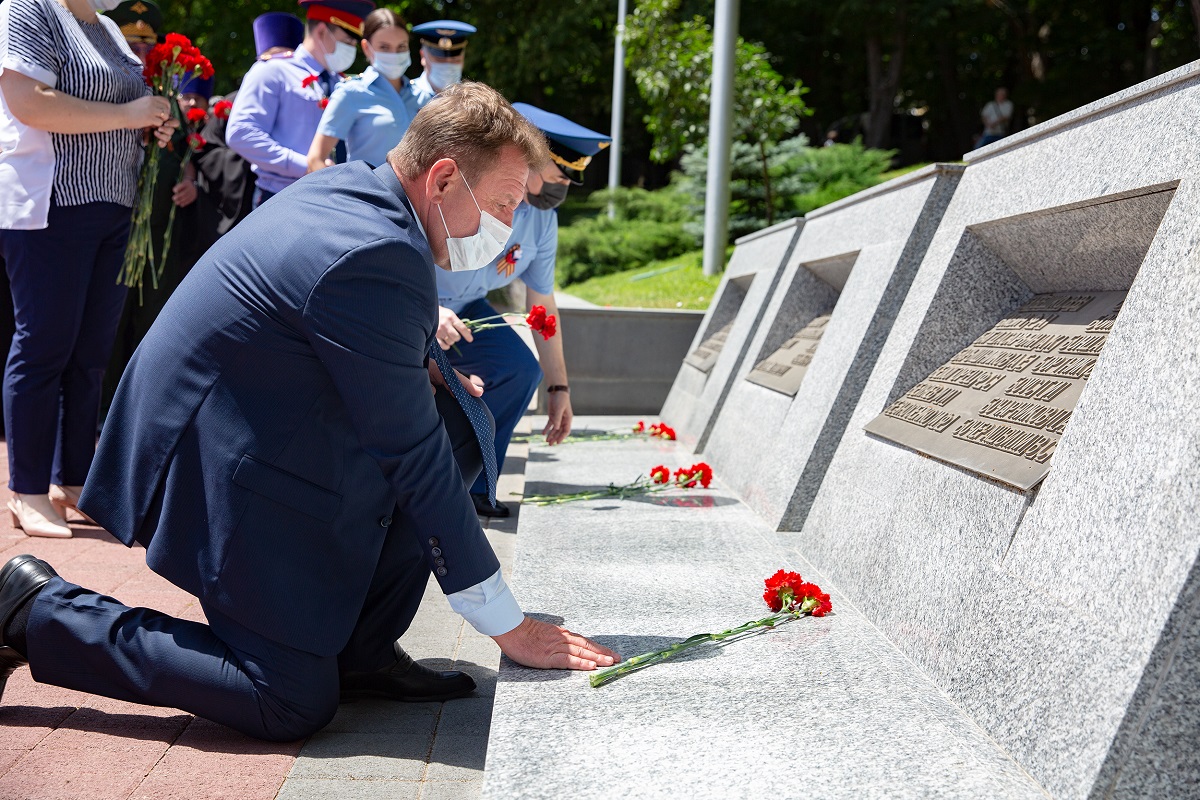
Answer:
[
  {"left": 702, "top": 164, "right": 966, "bottom": 531},
  {"left": 658, "top": 218, "right": 803, "bottom": 450},
  {"left": 795, "top": 64, "right": 1200, "bottom": 798}
]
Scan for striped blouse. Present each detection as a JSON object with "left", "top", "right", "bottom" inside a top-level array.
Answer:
[{"left": 0, "top": 0, "right": 148, "bottom": 210}]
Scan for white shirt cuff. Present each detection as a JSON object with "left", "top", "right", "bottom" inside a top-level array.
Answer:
[{"left": 446, "top": 568, "right": 524, "bottom": 636}]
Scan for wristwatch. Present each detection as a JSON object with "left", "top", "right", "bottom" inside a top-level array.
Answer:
[{"left": 546, "top": 385, "right": 570, "bottom": 394}]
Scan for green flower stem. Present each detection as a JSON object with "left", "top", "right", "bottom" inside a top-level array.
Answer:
[
  {"left": 519, "top": 471, "right": 705, "bottom": 506},
  {"left": 589, "top": 610, "right": 804, "bottom": 688}
]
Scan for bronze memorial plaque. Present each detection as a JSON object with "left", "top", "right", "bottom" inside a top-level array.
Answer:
[
  {"left": 864, "top": 291, "right": 1125, "bottom": 490},
  {"left": 745, "top": 314, "right": 832, "bottom": 396},
  {"left": 684, "top": 321, "right": 735, "bottom": 373}
]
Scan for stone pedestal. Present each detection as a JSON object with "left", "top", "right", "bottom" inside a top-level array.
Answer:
[
  {"left": 659, "top": 218, "right": 803, "bottom": 450},
  {"left": 704, "top": 164, "right": 965, "bottom": 531},
  {"left": 799, "top": 62, "right": 1200, "bottom": 799}
]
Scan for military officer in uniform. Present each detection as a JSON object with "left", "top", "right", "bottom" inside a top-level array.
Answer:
[
  {"left": 410, "top": 19, "right": 474, "bottom": 107},
  {"left": 436, "top": 104, "right": 610, "bottom": 517},
  {"left": 105, "top": 0, "right": 159, "bottom": 64},
  {"left": 227, "top": 0, "right": 375, "bottom": 208}
]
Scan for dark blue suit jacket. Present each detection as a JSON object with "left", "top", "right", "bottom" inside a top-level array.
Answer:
[{"left": 81, "top": 162, "right": 499, "bottom": 657}]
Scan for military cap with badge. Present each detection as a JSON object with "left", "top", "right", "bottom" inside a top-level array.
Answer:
[{"left": 513, "top": 102, "right": 612, "bottom": 185}]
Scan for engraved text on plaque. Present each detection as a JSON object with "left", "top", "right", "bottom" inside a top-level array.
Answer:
[
  {"left": 684, "top": 321, "right": 735, "bottom": 374},
  {"left": 745, "top": 315, "right": 832, "bottom": 396},
  {"left": 863, "top": 291, "right": 1125, "bottom": 490}
]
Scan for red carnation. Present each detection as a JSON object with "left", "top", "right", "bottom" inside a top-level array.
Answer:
[
  {"left": 164, "top": 32, "right": 192, "bottom": 51},
  {"left": 318, "top": 98, "right": 330, "bottom": 110},
  {"left": 649, "top": 465, "right": 670, "bottom": 484},
  {"left": 186, "top": 108, "right": 207, "bottom": 124},
  {"left": 526, "top": 305, "right": 547, "bottom": 331},
  {"left": 633, "top": 421, "right": 646, "bottom": 433},
  {"left": 302, "top": 74, "right": 320, "bottom": 89},
  {"left": 539, "top": 314, "right": 557, "bottom": 340},
  {"left": 212, "top": 99, "right": 233, "bottom": 120},
  {"left": 186, "top": 132, "right": 207, "bottom": 150},
  {"left": 689, "top": 462, "right": 713, "bottom": 488},
  {"left": 655, "top": 424, "right": 676, "bottom": 441}
]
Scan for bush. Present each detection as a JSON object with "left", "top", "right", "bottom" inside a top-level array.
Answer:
[{"left": 555, "top": 186, "right": 698, "bottom": 285}]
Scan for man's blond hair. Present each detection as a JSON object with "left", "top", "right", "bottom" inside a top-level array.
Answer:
[{"left": 390, "top": 82, "right": 549, "bottom": 181}]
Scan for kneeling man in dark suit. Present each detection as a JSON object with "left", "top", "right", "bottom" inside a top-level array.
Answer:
[{"left": 0, "top": 82, "right": 618, "bottom": 741}]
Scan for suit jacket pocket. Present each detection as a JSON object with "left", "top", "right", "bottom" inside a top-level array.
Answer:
[{"left": 232, "top": 454, "right": 342, "bottom": 522}]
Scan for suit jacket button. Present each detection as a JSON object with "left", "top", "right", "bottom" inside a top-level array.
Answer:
[
  {"left": 436, "top": 567, "right": 448, "bottom": 577},
  {"left": 434, "top": 557, "right": 445, "bottom": 567},
  {"left": 428, "top": 537, "right": 439, "bottom": 547},
  {"left": 431, "top": 547, "right": 442, "bottom": 557},
  {"left": 380, "top": 516, "right": 392, "bottom": 528}
]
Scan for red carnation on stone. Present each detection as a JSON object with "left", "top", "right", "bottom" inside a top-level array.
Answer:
[
  {"left": 689, "top": 462, "right": 713, "bottom": 488},
  {"left": 633, "top": 420, "right": 646, "bottom": 433},
  {"left": 654, "top": 424, "right": 676, "bottom": 440},
  {"left": 649, "top": 465, "right": 670, "bottom": 484}
]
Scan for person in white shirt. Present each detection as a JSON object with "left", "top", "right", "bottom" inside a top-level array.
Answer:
[{"left": 978, "top": 87, "right": 1013, "bottom": 148}]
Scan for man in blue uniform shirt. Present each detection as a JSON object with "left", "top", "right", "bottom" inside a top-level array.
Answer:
[
  {"left": 410, "top": 19, "right": 474, "bottom": 107},
  {"left": 0, "top": 83, "right": 618, "bottom": 743},
  {"left": 228, "top": 0, "right": 374, "bottom": 208},
  {"left": 437, "top": 104, "right": 611, "bottom": 517}
]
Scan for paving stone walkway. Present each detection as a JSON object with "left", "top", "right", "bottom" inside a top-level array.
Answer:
[{"left": 0, "top": 419, "right": 527, "bottom": 800}]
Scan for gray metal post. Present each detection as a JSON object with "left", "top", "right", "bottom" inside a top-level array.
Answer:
[
  {"left": 607, "top": 0, "right": 628, "bottom": 219},
  {"left": 702, "top": 0, "right": 739, "bottom": 276}
]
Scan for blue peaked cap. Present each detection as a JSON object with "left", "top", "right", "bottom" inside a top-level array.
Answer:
[
  {"left": 412, "top": 20, "right": 476, "bottom": 57},
  {"left": 513, "top": 102, "right": 611, "bottom": 183}
]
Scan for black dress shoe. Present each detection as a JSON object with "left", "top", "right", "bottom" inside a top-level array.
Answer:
[
  {"left": 471, "top": 493, "right": 510, "bottom": 518},
  {"left": 0, "top": 554, "right": 58, "bottom": 702},
  {"left": 340, "top": 648, "right": 476, "bottom": 702}
]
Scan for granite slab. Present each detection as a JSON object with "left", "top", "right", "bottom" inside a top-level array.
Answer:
[
  {"left": 797, "top": 64, "right": 1200, "bottom": 798},
  {"left": 704, "top": 163, "right": 965, "bottom": 531},
  {"left": 482, "top": 416, "right": 1049, "bottom": 800},
  {"left": 659, "top": 218, "right": 803, "bottom": 451}
]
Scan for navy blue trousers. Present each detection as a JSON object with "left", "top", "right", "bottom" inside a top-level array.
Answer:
[
  {"left": 24, "top": 387, "right": 484, "bottom": 741},
  {"left": 0, "top": 201, "right": 130, "bottom": 493},
  {"left": 448, "top": 299, "right": 543, "bottom": 496}
]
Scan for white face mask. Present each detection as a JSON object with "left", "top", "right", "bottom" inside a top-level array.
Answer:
[
  {"left": 325, "top": 40, "right": 357, "bottom": 74},
  {"left": 437, "top": 173, "right": 512, "bottom": 272},
  {"left": 373, "top": 51, "right": 411, "bottom": 81},
  {"left": 91, "top": 0, "right": 122, "bottom": 10},
  {"left": 428, "top": 61, "right": 463, "bottom": 90}
]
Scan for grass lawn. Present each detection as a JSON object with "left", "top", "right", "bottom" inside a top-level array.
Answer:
[{"left": 562, "top": 250, "right": 721, "bottom": 310}]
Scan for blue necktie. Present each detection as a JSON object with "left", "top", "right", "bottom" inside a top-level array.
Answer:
[{"left": 429, "top": 343, "right": 497, "bottom": 504}]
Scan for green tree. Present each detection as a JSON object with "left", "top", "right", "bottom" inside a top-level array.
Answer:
[{"left": 624, "top": 0, "right": 810, "bottom": 225}]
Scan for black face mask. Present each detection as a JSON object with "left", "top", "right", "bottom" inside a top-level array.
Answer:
[{"left": 526, "top": 181, "right": 570, "bottom": 211}]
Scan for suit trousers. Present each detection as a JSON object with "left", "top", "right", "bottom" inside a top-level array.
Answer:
[
  {"left": 447, "top": 299, "right": 543, "bottom": 497},
  {"left": 0, "top": 201, "right": 131, "bottom": 493},
  {"left": 24, "top": 386, "right": 484, "bottom": 742}
]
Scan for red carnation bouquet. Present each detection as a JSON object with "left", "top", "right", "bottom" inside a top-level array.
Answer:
[
  {"left": 118, "top": 33, "right": 214, "bottom": 299},
  {"left": 590, "top": 569, "right": 831, "bottom": 687},
  {"left": 520, "top": 461, "right": 713, "bottom": 506},
  {"left": 458, "top": 304, "right": 558, "bottom": 343}
]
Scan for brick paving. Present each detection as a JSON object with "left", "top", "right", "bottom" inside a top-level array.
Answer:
[{"left": 0, "top": 418, "right": 528, "bottom": 800}]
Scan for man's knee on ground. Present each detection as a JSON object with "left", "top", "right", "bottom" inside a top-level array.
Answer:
[{"left": 254, "top": 684, "right": 339, "bottom": 742}]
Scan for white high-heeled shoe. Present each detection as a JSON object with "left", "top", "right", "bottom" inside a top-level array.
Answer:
[
  {"left": 48, "top": 484, "right": 96, "bottom": 525},
  {"left": 7, "top": 493, "right": 72, "bottom": 539}
]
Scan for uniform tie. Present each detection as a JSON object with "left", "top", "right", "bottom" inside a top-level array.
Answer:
[{"left": 429, "top": 343, "right": 497, "bottom": 504}]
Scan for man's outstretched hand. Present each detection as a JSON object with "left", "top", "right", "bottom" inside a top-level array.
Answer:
[{"left": 492, "top": 616, "right": 620, "bottom": 671}]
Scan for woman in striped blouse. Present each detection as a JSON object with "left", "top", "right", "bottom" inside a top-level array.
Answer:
[{"left": 0, "top": 0, "right": 175, "bottom": 538}]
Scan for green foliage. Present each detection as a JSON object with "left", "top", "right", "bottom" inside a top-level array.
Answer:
[
  {"left": 555, "top": 187, "right": 698, "bottom": 286},
  {"left": 564, "top": 249, "right": 723, "bottom": 310},
  {"left": 624, "top": 0, "right": 810, "bottom": 163},
  {"left": 675, "top": 136, "right": 814, "bottom": 239}
]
